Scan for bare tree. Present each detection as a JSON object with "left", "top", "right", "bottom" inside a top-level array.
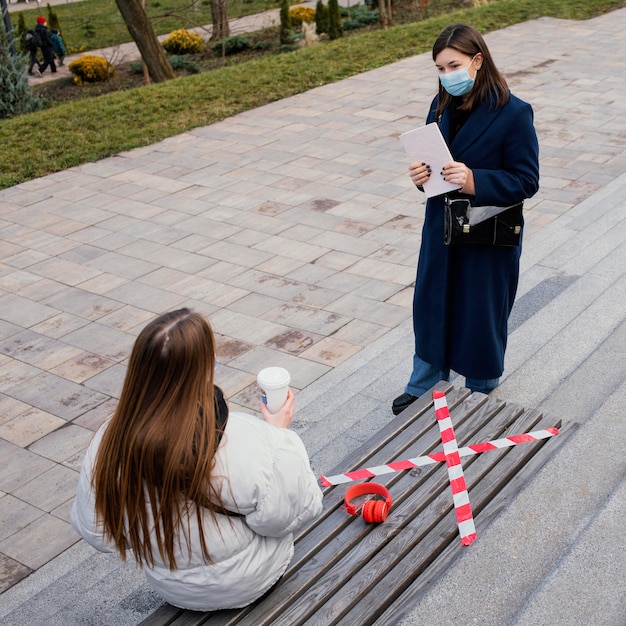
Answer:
[
  {"left": 115, "top": 0, "right": 175, "bottom": 83},
  {"left": 210, "top": 0, "right": 229, "bottom": 41}
]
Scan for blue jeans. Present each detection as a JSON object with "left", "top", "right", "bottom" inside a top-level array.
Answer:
[{"left": 406, "top": 353, "right": 499, "bottom": 396}]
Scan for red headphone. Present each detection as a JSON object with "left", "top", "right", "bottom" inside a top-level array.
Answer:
[{"left": 344, "top": 483, "right": 392, "bottom": 524}]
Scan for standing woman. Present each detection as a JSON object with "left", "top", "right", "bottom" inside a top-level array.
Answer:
[
  {"left": 392, "top": 24, "right": 539, "bottom": 415},
  {"left": 71, "top": 309, "right": 323, "bottom": 611}
]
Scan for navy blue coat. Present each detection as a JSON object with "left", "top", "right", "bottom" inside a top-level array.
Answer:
[{"left": 413, "top": 91, "right": 539, "bottom": 379}]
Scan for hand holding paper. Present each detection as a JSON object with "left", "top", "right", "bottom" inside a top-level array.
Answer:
[{"left": 400, "top": 123, "right": 462, "bottom": 198}]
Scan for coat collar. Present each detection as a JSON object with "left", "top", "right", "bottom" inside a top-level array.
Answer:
[{"left": 439, "top": 92, "right": 506, "bottom": 158}]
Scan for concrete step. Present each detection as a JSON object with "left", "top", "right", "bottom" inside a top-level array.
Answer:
[
  {"left": 513, "top": 475, "right": 626, "bottom": 626},
  {"left": 0, "top": 542, "right": 152, "bottom": 625},
  {"left": 520, "top": 172, "right": 626, "bottom": 276}
]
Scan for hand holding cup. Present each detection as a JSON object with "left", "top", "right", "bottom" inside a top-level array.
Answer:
[
  {"left": 259, "top": 388, "right": 294, "bottom": 428},
  {"left": 257, "top": 367, "right": 292, "bottom": 428}
]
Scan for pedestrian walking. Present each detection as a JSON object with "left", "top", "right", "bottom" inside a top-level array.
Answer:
[
  {"left": 24, "top": 26, "right": 42, "bottom": 77},
  {"left": 50, "top": 28, "right": 66, "bottom": 66},
  {"left": 35, "top": 16, "right": 57, "bottom": 75}
]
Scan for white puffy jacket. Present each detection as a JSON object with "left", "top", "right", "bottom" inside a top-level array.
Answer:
[{"left": 70, "top": 411, "right": 323, "bottom": 611}]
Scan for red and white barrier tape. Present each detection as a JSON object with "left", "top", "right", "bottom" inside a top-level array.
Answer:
[
  {"left": 321, "top": 391, "right": 560, "bottom": 546},
  {"left": 433, "top": 390, "right": 476, "bottom": 545},
  {"left": 320, "top": 426, "right": 559, "bottom": 487}
]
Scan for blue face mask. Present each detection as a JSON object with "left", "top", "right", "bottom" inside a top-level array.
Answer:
[{"left": 439, "top": 55, "right": 478, "bottom": 97}]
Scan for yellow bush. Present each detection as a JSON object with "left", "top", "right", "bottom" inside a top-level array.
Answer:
[
  {"left": 162, "top": 29, "right": 205, "bottom": 55},
  {"left": 68, "top": 55, "right": 115, "bottom": 85},
  {"left": 289, "top": 6, "right": 316, "bottom": 28}
]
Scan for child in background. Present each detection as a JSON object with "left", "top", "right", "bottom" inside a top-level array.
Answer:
[{"left": 50, "top": 28, "right": 66, "bottom": 66}]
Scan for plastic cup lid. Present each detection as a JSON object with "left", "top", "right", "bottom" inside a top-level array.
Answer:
[{"left": 257, "top": 366, "right": 291, "bottom": 389}]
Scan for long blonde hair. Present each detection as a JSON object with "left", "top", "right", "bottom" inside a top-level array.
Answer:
[{"left": 93, "top": 309, "right": 226, "bottom": 569}]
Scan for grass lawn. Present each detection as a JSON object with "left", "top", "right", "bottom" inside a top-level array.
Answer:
[{"left": 1, "top": 0, "right": 624, "bottom": 189}]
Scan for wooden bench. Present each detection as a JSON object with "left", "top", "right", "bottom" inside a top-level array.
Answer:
[{"left": 140, "top": 382, "right": 576, "bottom": 626}]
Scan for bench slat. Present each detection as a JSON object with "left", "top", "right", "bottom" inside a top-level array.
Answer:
[{"left": 138, "top": 604, "right": 185, "bottom": 626}]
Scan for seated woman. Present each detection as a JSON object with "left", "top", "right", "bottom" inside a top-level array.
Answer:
[{"left": 71, "top": 308, "right": 323, "bottom": 611}]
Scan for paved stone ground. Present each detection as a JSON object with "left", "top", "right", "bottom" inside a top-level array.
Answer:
[{"left": 0, "top": 7, "right": 625, "bottom": 626}]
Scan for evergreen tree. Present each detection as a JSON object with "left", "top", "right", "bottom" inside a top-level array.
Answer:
[
  {"left": 279, "top": 0, "right": 292, "bottom": 45},
  {"left": 328, "top": 0, "right": 343, "bottom": 40},
  {"left": 47, "top": 4, "right": 61, "bottom": 31},
  {"left": 315, "top": 0, "right": 329, "bottom": 36},
  {"left": 0, "top": 21, "right": 42, "bottom": 119},
  {"left": 16, "top": 13, "right": 27, "bottom": 52}
]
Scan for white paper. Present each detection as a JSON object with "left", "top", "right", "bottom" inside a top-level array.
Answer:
[
  {"left": 400, "top": 123, "right": 461, "bottom": 198},
  {"left": 467, "top": 203, "right": 522, "bottom": 225}
]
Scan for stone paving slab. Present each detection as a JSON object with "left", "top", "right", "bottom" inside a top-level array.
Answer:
[
  {"left": 513, "top": 474, "right": 626, "bottom": 626},
  {"left": 0, "top": 6, "right": 625, "bottom": 623}
]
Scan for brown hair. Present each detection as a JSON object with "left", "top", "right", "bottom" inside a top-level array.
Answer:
[
  {"left": 433, "top": 23, "right": 509, "bottom": 119},
  {"left": 93, "top": 308, "right": 226, "bottom": 569}
]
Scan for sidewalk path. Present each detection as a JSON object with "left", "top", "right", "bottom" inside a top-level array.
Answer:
[
  {"left": 4, "top": 0, "right": 78, "bottom": 12},
  {"left": 0, "top": 7, "right": 625, "bottom": 625}
]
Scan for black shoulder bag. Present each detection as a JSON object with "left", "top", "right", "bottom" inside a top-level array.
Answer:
[{"left": 444, "top": 197, "right": 523, "bottom": 247}]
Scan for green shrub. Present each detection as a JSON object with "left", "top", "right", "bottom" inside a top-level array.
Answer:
[
  {"left": 162, "top": 29, "right": 205, "bottom": 55},
  {"left": 211, "top": 35, "right": 252, "bottom": 56},
  {"left": 132, "top": 55, "right": 200, "bottom": 75},
  {"left": 68, "top": 55, "right": 115, "bottom": 84},
  {"left": 328, "top": 0, "right": 343, "bottom": 39},
  {"left": 0, "top": 22, "right": 43, "bottom": 118},
  {"left": 168, "top": 54, "right": 201, "bottom": 73},
  {"left": 47, "top": 6, "right": 61, "bottom": 31},
  {"left": 276, "top": 44, "right": 299, "bottom": 53},
  {"left": 342, "top": 4, "right": 380, "bottom": 30},
  {"left": 342, "top": 19, "right": 361, "bottom": 31},
  {"left": 129, "top": 60, "right": 144, "bottom": 75},
  {"left": 279, "top": 0, "right": 292, "bottom": 45},
  {"left": 15, "top": 13, "right": 28, "bottom": 53},
  {"left": 315, "top": 0, "right": 329, "bottom": 35},
  {"left": 83, "top": 20, "right": 96, "bottom": 39},
  {"left": 289, "top": 6, "right": 316, "bottom": 28}
]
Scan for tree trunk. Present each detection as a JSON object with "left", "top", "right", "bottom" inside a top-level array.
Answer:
[
  {"left": 210, "top": 0, "right": 229, "bottom": 41},
  {"left": 378, "top": 0, "right": 389, "bottom": 30},
  {"left": 140, "top": 0, "right": 151, "bottom": 85},
  {"left": 115, "top": 0, "right": 175, "bottom": 83}
]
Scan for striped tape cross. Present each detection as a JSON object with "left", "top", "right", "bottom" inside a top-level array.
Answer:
[{"left": 433, "top": 390, "right": 477, "bottom": 546}]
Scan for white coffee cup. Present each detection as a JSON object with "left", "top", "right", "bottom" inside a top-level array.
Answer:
[{"left": 257, "top": 367, "right": 291, "bottom": 414}]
